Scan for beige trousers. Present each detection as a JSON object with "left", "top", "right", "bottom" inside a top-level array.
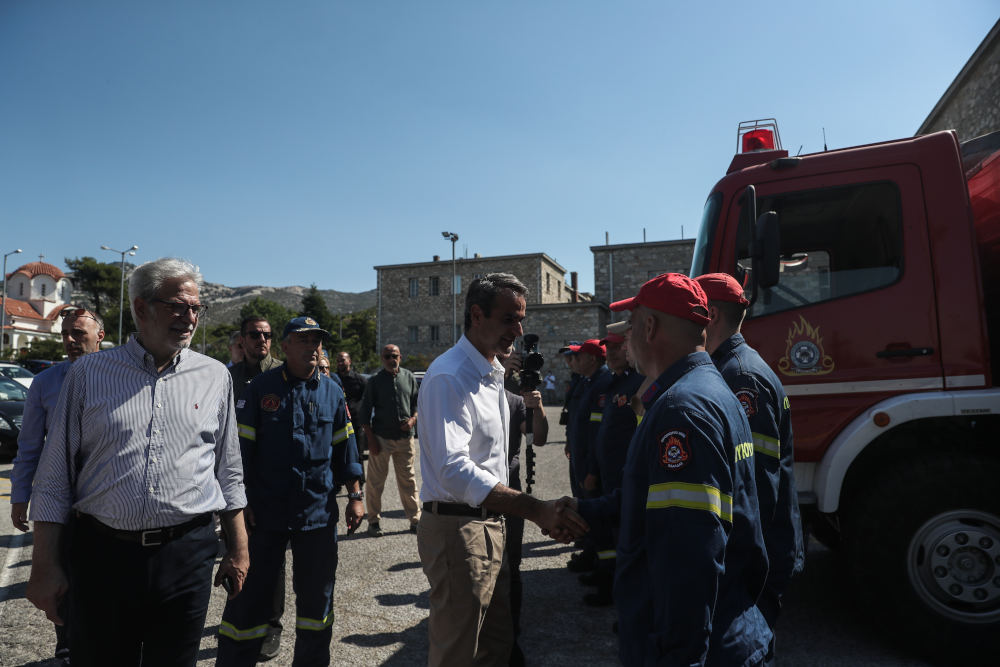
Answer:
[
  {"left": 417, "top": 511, "right": 512, "bottom": 666},
  {"left": 364, "top": 434, "right": 421, "bottom": 525}
]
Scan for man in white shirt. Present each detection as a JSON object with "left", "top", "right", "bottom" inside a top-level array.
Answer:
[{"left": 416, "top": 272, "right": 588, "bottom": 666}]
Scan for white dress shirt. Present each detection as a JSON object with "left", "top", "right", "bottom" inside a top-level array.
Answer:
[
  {"left": 30, "top": 335, "right": 246, "bottom": 530},
  {"left": 417, "top": 335, "right": 509, "bottom": 507}
]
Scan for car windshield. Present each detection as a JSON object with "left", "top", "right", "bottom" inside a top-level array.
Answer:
[
  {"left": 690, "top": 191, "right": 723, "bottom": 277},
  {"left": 0, "top": 377, "right": 27, "bottom": 400},
  {"left": 0, "top": 365, "right": 34, "bottom": 379}
]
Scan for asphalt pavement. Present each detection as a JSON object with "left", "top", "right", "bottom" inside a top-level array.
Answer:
[{"left": 0, "top": 406, "right": 938, "bottom": 666}]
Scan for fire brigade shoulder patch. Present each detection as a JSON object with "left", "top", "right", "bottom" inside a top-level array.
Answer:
[
  {"left": 613, "top": 392, "right": 629, "bottom": 408},
  {"left": 659, "top": 429, "right": 691, "bottom": 471},
  {"left": 261, "top": 394, "right": 281, "bottom": 412},
  {"left": 735, "top": 389, "right": 758, "bottom": 418}
]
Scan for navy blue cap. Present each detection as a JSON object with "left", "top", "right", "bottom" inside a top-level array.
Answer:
[{"left": 282, "top": 316, "right": 331, "bottom": 341}]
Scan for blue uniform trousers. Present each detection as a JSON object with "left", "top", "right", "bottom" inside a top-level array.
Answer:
[{"left": 217, "top": 525, "right": 339, "bottom": 667}]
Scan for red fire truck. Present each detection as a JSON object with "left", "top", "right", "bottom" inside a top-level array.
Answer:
[{"left": 689, "top": 119, "right": 1000, "bottom": 658}]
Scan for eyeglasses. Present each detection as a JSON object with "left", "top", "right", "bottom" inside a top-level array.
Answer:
[
  {"left": 59, "top": 307, "right": 100, "bottom": 325},
  {"left": 244, "top": 331, "right": 272, "bottom": 340},
  {"left": 153, "top": 299, "right": 208, "bottom": 317},
  {"left": 383, "top": 353, "right": 400, "bottom": 359}
]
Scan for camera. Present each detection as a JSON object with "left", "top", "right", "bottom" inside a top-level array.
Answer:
[{"left": 518, "top": 333, "right": 544, "bottom": 392}]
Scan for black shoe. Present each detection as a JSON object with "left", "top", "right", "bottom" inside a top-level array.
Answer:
[
  {"left": 578, "top": 571, "right": 601, "bottom": 586},
  {"left": 583, "top": 590, "right": 613, "bottom": 607},
  {"left": 367, "top": 522, "right": 383, "bottom": 537},
  {"left": 409, "top": 523, "right": 418, "bottom": 534},
  {"left": 567, "top": 551, "right": 597, "bottom": 572},
  {"left": 258, "top": 630, "right": 281, "bottom": 662}
]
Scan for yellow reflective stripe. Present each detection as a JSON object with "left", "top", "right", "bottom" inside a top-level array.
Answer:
[
  {"left": 238, "top": 423, "right": 256, "bottom": 441},
  {"left": 219, "top": 621, "right": 269, "bottom": 641},
  {"left": 589, "top": 412, "right": 603, "bottom": 422},
  {"left": 646, "top": 482, "right": 733, "bottom": 522},
  {"left": 636, "top": 414, "right": 643, "bottom": 424},
  {"left": 752, "top": 433, "right": 780, "bottom": 458},
  {"left": 783, "top": 396, "right": 790, "bottom": 410},
  {"left": 296, "top": 611, "right": 334, "bottom": 631},
  {"left": 332, "top": 422, "right": 355, "bottom": 445},
  {"left": 597, "top": 549, "right": 617, "bottom": 560}
]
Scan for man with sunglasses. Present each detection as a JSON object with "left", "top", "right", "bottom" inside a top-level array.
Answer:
[
  {"left": 230, "top": 316, "right": 282, "bottom": 402},
  {"left": 27, "top": 258, "right": 249, "bottom": 667},
  {"left": 10, "top": 306, "right": 105, "bottom": 664},
  {"left": 356, "top": 343, "right": 420, "bottom": 536},
  {"left": 226, "top": 315, "right": 285, "bottom": 660}
]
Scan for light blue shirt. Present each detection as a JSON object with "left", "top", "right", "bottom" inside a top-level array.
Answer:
[
  {"left": 417, "top": 335, "right": 509, "bottom": 507},
  {"left": 30, "top": 336, "right": 247, "bottom": 530},
  {"left": 11, "top": 360, "right": 72, "bottom": 504}
]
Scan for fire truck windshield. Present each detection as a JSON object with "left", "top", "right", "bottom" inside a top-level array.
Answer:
[{"left": 689, "top": 191, "right": 722, "bottom": 277}]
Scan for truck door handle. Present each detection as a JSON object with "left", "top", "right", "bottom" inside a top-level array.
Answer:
[{"left": 876, "top": 347, "right": 934, "bottom": 359}]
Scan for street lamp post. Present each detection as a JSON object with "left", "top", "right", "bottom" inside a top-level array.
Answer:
[
  {"left": 100, "top": 244, "right": 139, "bottom": 345},
  {"left": 1, "top": 248, "right": 23, "bottom": 360},
  {"left": 441, "top": 231, "right": 459, "bottom": 344}
]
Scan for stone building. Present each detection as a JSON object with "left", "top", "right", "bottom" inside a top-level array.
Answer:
[
  {"left": 374, "top": 252, "right": 588, "bottom": 364},
  {"left": 918, "top": 19, "right": 1000, "bottom": 140},
  {"left": 591, "top": 239, "right": 696, "bottom": 309},
  {"left": 1, "top": 261, "right": 75, "bottom": 355}
]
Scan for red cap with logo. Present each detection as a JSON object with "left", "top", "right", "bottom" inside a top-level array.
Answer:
[
  {"left": 694, "top": 273, "right": 750, "bottom": 306},
  {"left": 609, "top": 273, "right": 710, "bottom": 325},
  {"left": 567, "top": 339, "right": 606, "bottom": 358}
]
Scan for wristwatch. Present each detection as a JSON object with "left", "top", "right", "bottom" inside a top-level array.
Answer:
[{"left": 348, "top": 491, "right": 364, "bottom": 502}]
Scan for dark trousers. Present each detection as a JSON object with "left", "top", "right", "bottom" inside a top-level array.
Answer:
[
  {"left": 217, "top": 525, "right": 338, "bottom": 667},
  {"left": 69, "top": 517, "right": 217, "bottom": 667}
]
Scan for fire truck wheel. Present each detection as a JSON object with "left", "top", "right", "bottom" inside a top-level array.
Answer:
[{"left": 843, "top": 452, "right": 1000, "bottom": 662}]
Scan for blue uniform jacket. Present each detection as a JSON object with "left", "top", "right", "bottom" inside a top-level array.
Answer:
[
  {"left": 614, "top": 351, "right": 770, "bottom": 667},
  {"left": 594, "top": 368, "right": 644, "bottom": 494},
  {"left": 570, "top": 365, "right": 612, "bottom": 484},
  {"left": 236, "top": 364, "right": 363, "bottom": 532},
  {"left": 711, "top": 333, "right": 804, "bottom": 615}
]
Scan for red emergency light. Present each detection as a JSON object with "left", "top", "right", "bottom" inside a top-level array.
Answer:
[
  {"left": 736, "top": 119, "right": 783, "bottom": 154},
  {"left": 742, "top": 129, "right": 775, "bottom": 152}
]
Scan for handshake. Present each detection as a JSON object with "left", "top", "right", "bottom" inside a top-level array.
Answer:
[{"left": 537, "top": 496, "right": 588, "bottom": 543}]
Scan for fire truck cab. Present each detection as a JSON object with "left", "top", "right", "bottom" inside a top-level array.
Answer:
[{"left": 690, "top": 119, "right": 1000, "bottom": 658}]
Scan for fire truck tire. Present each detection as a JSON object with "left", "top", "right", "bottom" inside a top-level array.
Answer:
[{"left": 843, "top": 451, "right": 1000, "bottom": 663}]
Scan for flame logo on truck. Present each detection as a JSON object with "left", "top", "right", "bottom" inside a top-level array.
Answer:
[{"left": 778, "top": 315, "right": 835, "bottom": 376}]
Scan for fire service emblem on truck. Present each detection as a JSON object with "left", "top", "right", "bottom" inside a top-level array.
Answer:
[{"left": 778, "top": 315, "right": 835, "bottom": 377}]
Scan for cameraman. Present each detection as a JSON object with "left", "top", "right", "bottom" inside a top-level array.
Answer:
[{"left": 498, "top": 348, "right": 548, "bottom": 667}]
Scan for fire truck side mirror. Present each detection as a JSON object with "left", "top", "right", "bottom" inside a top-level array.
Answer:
[{"left": 754, "top": 211, "right": 781, "bottom": 289}]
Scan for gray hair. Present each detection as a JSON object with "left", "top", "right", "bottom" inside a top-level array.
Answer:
[
  {"left": 129, "top": 258, "right": 203, "bottom": 324},
  {"left": 464, "top": 273, "right": 528, "bottom": 331}
]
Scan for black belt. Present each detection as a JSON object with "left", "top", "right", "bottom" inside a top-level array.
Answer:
[
  {"left": 422, "top": 501, "right": 501, "bottom": 519},
  {"left": 76, "top": 512, "right": 213, "bottom": 547}
]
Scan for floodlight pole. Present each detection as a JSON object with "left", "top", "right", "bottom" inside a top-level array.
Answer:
[
  {"left": 1, "top": 248, "right": 23, "bottom": 360},
  {"left": 100, "top": 244, "right": 139, "bottom": 345},
  {"left": 442, "top": 231, "right": 459, "bottom": 344}
]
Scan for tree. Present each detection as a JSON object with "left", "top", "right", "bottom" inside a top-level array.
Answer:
[
  {"left": 300, "top": 284, "right": 336, "bottom": 334},
  {"left": 64, "top": 257, "right": 122, "bottom": 319},
  {"left": 21, "top": 337, "right": 64, "bottom": 362}
]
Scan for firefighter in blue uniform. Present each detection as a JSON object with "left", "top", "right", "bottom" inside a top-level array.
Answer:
[
  {"left": 696, "top": 273, "right": 804, "bottom": 659},
  {"left": 574, "top": 273, "right": 771, "bottom": 666},
  {"left": 217, "top": 316, "right": 364, "bottom": 667},
  {"left": 579, "top": 327, "right": 644, "bottom": 606}
]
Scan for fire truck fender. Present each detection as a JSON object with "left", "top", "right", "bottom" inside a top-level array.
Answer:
[{"left": 814, "top": 387, "right": 1000, "bottom": 513}]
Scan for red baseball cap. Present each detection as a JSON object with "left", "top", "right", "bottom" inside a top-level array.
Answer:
[
  {"left": 567, "top": 339, "right": 606, "bottom": 358},
  {"left": 695, "top": 273, "right": 750, "bottom": 306},
  {"left": 600, "top": 332, "right": 625, "bottom": 345},
  {"left": 609, "top": 273, "right": 710, "bottom": 325}
]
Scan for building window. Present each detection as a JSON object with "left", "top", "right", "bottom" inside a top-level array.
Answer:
[
  {"left": 557, "top": 282, "right": 561, "bottom": 298},
  {"left": 429, "top": 276, "right": 440, "bottom": 296},
  {"left": 430, "top": 325, "right": 440, "bottom": 342},
  {"left": 41, "top": 284, "right": 47, "bottom": 297},
  {"left": 408, "top": 326, "right": 419, "bottom": 343},
  {"left": 19, "top": 283, "right": 24, "bottom": 296},
  {"left": 546, "top": 274, "right": 551, "bottom": 293},
  {"left": 408, "top": 278, "right": 419, "bottom": 298},
  {"left": 455, "top": 275, "right": 462, "bottom": 294}
]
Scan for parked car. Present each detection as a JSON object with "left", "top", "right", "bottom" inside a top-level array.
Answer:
[
  {"left": 0, "top": 375, "right": 27, "bottom": 460},
  {"left": 0, "top": 362, "right": 34, "bottom": 388},
  {"left": 21, "top": 359, "right": 57, "bottom": 374}
]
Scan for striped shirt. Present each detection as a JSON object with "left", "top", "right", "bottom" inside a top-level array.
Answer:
[
  {"left": 29, "top": 336, "right": 246, "bottom": 530},
  {"left": 11, "top": 360, "right": 72, "bottom": 504}
]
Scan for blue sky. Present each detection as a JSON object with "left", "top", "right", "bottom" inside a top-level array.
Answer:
[{"left": 1, "top": 1, "right": 996, "bottom": 296}]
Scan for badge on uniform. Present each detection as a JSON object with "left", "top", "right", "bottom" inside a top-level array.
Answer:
[
  {"left": 659, "top": 429, "right": 691, "bottom": 470},
  {"left": 261, "top": 394, "right": 281, "bottom": 412},
  {"left": 236, "top": 399, "right": 245, "bottom": 409},
  {"left": 735, "top": 389, "right": 758, "bottom": 418}
]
